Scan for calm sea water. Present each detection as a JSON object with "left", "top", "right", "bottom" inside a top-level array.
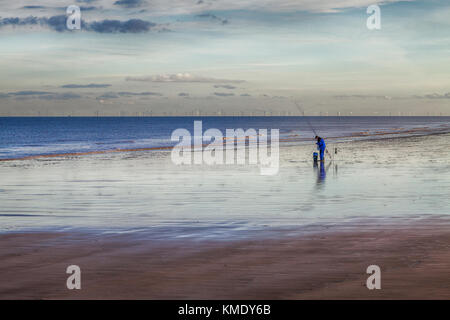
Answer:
[
  {"left": 1, "top": 116, "right": 449, "bottom": 160},
  {"left": 0, "top": 116, "right": 449, "bottom": 237}
]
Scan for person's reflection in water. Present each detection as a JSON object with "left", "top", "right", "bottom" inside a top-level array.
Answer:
[
  {"left": 314, "top": 160, "right": 332, "bottom": 188},
  {"left": 316, "top": 161, "right": 327, "bottom": 184}
]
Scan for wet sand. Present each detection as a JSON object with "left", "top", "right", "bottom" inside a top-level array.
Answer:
[{"left": 0, "top": 219, "right": 449, "bottom": 300}]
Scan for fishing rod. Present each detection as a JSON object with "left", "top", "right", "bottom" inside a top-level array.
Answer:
[
  {"left": 293, "top": 101, "right": 317, "bottom": 136},
  {"left": 293, "top": 100, "right": 334, "bottom": 161}
]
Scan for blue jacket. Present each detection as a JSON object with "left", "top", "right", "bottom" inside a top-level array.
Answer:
[{"left": 316, "top": 138, "right": 326, "bottom": 151}]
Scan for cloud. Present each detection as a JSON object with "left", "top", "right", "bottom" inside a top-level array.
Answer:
[
  {"left": 0, "top": 16, "right": 160, "bottom": 34},
  {"left": 38, "top": 93, "right": 82, "bottom": 100},
  {"left": 126, "top": 73, "right": 244, "bottom": 83},
  {"left": 22, "top": 6, "right": 46, "bottom": 9},
  {"left": 114, "top": 0, "right": 145, "bottom": 8},
  {"left": 214, "top": 92, "right": 235, "bottom": 97},
  {"left": 117, "top": 91, "right": 162, "bottom": 96},
  {"left": 87, "top": 19, "right": 156, "bottom": 33},
  {"left": 4, "top": 0, "right": 413, "bottom": 19},
  {"left": 61, "top": 83, "right": 111, "bottom": 88},
  {"left": 334, "top": 94, "right": 393, "bottom": 100},
  {"left": 0, "top": 15, "right": 71, "bottom": 32},
  {"left": 97, "top": 92, "right": 119, "bottom": 99},
  {"left": 334, "top": 93, "right": 450, "bottom": 100},
  {"left": 8, "top": 91, "right": 82, "bottom": 100},
  {"left": 214, "top": 85, "right": 236, "bottom": 89},
  {"left": 8, "top": 91, "right": 52, "bottom": 96},
  {"left": 196, "top": 13, "right": 228, "bottom": 25},
  {"left": 88, "top": 19, "right": 156, "bottom": 33},
  {"left": 97, "top": 91, "right": 162, "bottom": 99},
  {"left": 414, "top": 92, "right": 450, "bottom": 99},
  {"left": 103, "top": 0, "right": 410, "bottom": 15},
  {"left": 0, "top": 16, "right": 41, "bottom": 27},
  {"left": 79, "top": 6, "right": 98, "bottom": 11},
  {"left": 46, "top": 15, "right": 68, "bottom": 32}
]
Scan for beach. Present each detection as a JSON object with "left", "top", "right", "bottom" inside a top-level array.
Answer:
[
  {"left": 0, "top": 218, "right": 449, "bottom": 299},
  {"left": 0, "top": 118, "right": 449, "bottom": 299}
]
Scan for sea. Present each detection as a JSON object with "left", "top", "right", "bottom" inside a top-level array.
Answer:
[{"left": 1, "top": 116, "right": 449, "bottom": 160}]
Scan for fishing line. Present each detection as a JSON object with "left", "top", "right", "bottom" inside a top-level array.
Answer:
[{"left": 292, "top": 100, "right": 334, "bottom": 161}]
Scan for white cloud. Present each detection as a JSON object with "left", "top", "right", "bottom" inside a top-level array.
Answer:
[
  {"left": 0, "top": 0, "right": 414, "bottom": 17},
  {"left": 126, "top": 73, "right": 244, "bottom": 83}
]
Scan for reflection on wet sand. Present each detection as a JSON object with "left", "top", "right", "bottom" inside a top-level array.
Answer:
[{"left": 314, "top": 161, "right": 335, "bottom": 188}]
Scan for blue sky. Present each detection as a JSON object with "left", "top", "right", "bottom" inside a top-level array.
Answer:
[{"left": 0, "top": 0, "right": 449, "bottom": 115}]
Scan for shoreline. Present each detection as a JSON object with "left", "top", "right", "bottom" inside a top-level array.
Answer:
[
  {"left": 1, "top": 217, "right": 449, "bottom": 299},
  {"left": 1, "top": 126, "right": 449, "bottom": 162}
]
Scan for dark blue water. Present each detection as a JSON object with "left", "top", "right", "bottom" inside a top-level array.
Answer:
[{"left": 0, "top": 116, "right": 449, "bottom": 159}]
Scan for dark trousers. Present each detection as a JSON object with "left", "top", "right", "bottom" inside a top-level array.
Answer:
[{"left": 320, "top": 149, "right": 325, "bottom": 161}]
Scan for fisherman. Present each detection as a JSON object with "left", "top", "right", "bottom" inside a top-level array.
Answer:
[{"left": 315, "top": 136, "right": 326, "bottom": 162}]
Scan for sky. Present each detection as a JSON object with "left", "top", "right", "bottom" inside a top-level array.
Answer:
[{"left": 0, "top": 0, "right": 449, "bottom": 116}]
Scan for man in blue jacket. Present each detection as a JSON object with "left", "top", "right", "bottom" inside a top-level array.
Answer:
[{"left": 315, "top": 136, "right": 326, "bottom": 162}]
